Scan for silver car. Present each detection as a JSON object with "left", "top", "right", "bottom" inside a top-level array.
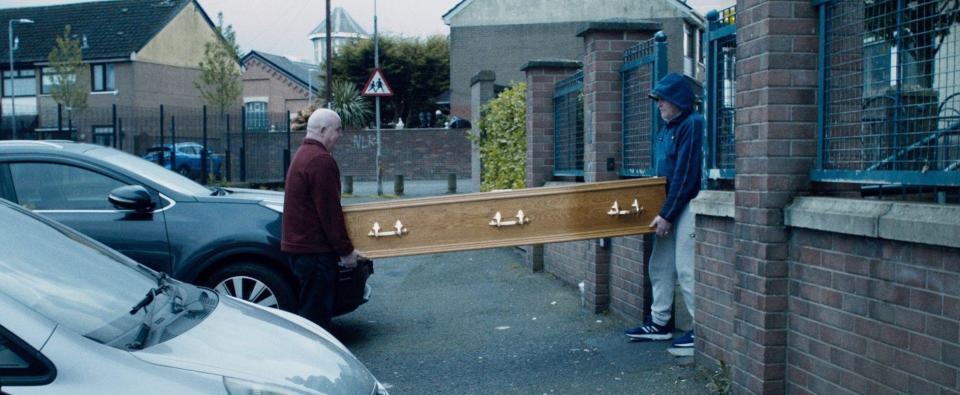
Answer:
[{"left": 0, "top": 199, "right": 388, "bottom": 395}]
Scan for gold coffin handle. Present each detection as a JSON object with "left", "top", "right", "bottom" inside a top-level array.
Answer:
[
  {"left": 489, "top": 210, "right": 531, "bottom": 227},
  {"left": 607, "top": 199, "right": 645, "bottom": 217},
  {"left": 368, "top": 220, "right": 408, "bottom": 238}
]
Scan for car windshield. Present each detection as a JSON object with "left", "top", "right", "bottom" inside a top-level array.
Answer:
[
  {"left": 90, "top": 147, "right": 211, "bottom": 196},
  {"left": 0, "top": 202, "right": 160, "bottom": 343}
]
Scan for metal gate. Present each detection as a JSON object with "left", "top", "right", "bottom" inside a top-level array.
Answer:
[
  {"left": 704, "top": 6, "right": 737, "bottom": 182},
  {"left": 621, "top": 32, "right": 668, "bottom": 177}
]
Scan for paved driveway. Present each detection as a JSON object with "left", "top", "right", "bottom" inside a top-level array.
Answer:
[{"left": 330, "top": 247, "right": 712, "bottom": 394}]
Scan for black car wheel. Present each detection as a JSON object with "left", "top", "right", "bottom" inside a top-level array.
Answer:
[
  {"left": 177, "top": 165, "right": 191, "bottom": 177},
  {"left": 205, "top": 262, "right": 296, "bottom": 311}
]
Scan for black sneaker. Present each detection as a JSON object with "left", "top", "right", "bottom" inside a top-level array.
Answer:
[{"left": 624, "top": 322, "right": 672, "bottom": 340}]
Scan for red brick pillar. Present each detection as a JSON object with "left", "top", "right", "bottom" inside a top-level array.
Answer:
[
  {"left": 522, "top": 60, "right": 581, "bottom": 272},
  {"left": 732, "top": 0, "right": 819, "bottom": 393},
  {"left": 522, "top": 60, "right": 582, "bottom": 189},
  {"left": 577, "top": 21, "right": 660, "bottom": 182}
]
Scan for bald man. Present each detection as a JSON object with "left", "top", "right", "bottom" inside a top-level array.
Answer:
[{"left": 282, "top": 108, "right": 364, "bottom": 329}]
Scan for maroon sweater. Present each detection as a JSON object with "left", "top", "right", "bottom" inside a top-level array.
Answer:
[{"left": 281, "top": 139, "right": 354, "bottom": 256}]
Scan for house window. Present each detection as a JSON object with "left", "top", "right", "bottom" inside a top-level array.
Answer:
[
  {"left": 2, "top": 69, "right": 37, "bottom": 97},
  {"left": 91, "top": 63, "right": 115, "bottom": 92},
  {"left": 245, "top": 101, "right": 268, "bottom": 131},
  {"left": 92, "top": 126, "right": 114, "bottom": 147},
  {"left": 41, "top": 67, "right": 76, "bottom": 95},
  {"left": 683, "top": 24, "right": 701, "bottom": 78}
]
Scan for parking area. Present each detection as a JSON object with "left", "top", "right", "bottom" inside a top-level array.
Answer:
[{"left": 330, "top": 247, "right": 711, "bottom": 394}]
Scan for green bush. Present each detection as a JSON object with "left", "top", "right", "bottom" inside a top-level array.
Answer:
[{"left": 475, "top": 82, "right": 526, "bottom": 191}]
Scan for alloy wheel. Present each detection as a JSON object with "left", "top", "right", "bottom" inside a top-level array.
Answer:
[{"left": 215, "top": 275, "right": 279, "bottom": 308}]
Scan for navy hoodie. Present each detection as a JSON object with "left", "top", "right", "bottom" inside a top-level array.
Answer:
[{"left": 651, "top": 73, "right": 703, "bottom": 223}]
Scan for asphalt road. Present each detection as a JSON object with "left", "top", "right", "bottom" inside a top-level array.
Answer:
[{"left": 329, "top": 247, "right": 712, "bottom": 395}]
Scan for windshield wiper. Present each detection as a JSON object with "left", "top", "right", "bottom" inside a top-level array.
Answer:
[
  {"left": 127, "top": 274, "right": 176, "bottom": 350},
  {"left": 209, "top": 186, "right": 229, "bottom": 196}
]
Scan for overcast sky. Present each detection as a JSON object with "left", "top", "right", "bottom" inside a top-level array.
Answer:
[{"left": 3, "top": 0, "right": 734, "bottom": 62}]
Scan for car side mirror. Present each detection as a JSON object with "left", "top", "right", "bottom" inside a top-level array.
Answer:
[{"left": 108, "top": 185, "right": 156, "bottom": 212}]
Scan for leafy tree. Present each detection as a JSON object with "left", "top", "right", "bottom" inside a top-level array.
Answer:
[
  {"left": 47, "top": 25, "right": 89, "bottom": 112},
  {"left": 195, "top": 12, "right": 242, "bottom": 115},
  {"left": 329, "top": 80, "right": 370, "bottom": 129},
  {"left": 475, "top": 82, "right": 526, "bottom": 191},
  {"left": 331, "top": 35, "right": 449, "bottom": 127}
]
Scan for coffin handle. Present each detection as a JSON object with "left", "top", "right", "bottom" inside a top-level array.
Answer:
[
  {"left": 368, "top": 220, "right": 408, "bottom": 238},
  {"left": 608, "top": 199, "right": 644, "bottom": 217},
  {"left": 489, "top": 210, "right": 531, "bottom": 227}
]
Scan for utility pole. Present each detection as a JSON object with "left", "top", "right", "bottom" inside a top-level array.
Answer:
[
  {"left": 324, "top": 0, "right": 332, "bottom": 107},
  {"left": 374, "top": 0, "right": 382, "bottom": 196}
]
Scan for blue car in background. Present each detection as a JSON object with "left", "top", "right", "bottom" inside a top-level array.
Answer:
[{"left": 143, "top": 142, "right": 223, "bottom": 181}]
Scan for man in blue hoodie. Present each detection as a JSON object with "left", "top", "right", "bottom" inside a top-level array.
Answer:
[{"left": 624, "top": 73, "right": 702, "bottom": 352}]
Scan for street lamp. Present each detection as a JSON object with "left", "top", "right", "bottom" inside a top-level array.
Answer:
[
  {"left": 307, "top": 68, "right": 317, "bottom": 105},
  {"left": 8, "top": 18, "right": 34, "bottom": 140}
]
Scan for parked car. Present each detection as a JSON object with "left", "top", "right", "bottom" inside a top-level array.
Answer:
[
  {"left": 142, "top": 142, "right": 223, "bottom": 180},
  {"left": 0, "top": 140, "right": 372, "bottom": 317},
  {"left": 0, "top": 198, "right": 389, "bottom": 394}
]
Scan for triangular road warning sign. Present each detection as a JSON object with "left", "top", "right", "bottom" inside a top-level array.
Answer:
[{"left": 362, "top": 68, "right": 394, "bottom": 97}]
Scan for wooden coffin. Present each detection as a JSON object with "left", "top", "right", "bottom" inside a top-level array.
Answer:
[{"left": 343, "top": 178, "right": 666, "bottom": 259}]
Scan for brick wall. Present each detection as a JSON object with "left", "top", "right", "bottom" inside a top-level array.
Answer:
[
  {"left": 544, "top": 241, "right": 590, "bottom": 295},
  {"left": 787, "top": 229, "right": 960, "bottom": 394},
  {"left": 523, "top": 61, "right": 581, "bottom": 189},
  {"left": 694, "top": 214, "right": 737, "bottom": 370},
  {"left": 610, "top": 235, "right": 651, "bottom": 322},
  {"left": 224, "top": 128, "right": 471, "bottom": 183}
]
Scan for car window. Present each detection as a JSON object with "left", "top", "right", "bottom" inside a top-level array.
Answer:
[
  {"left": 0, "top": 203, "right": 156, "bottom": 344},
  {"left": 91, "top": 147, "right": 210, "bottom": 196},
  {"left": 9, "top": 163, "right": 125, "bottom": 210},
  {"left": 0, "top": 326, "right": 55, "bottom": 386},
  {"left": 180, "top": 145, "right": 200, "bottom": 155}
]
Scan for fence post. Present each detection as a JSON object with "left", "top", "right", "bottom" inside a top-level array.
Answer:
[
  {"left": 704, "top": 10, "right": 719, "bottom": 189},
  {"left": 225, "top": 113, "right": 232, "bottom": 182},
  {"left": 57, "top": 103, "right": 63, "bottom": 134},
  {"left": 240, "top": 105, "right": 247, "bottom": 182},
  {"left": 650, "top": 31, "right": 668, "bottom": 168},
  {"left": 202, "top": 105, "right": 209, "bottom": 185},
  {"left": 394, "top": 174, "right": 404, "bottom": 196},
  {"left": 159, "top": 105, "right": 165, "bottom": 167},
  {"left": 170, "top": 116, "right": 177, "bottom": 172},
  {"left": 344, "top": 175, "right": 354, "bottom": 195},
  {"left": 284, "top": 110, "right": 291, "bottom": 181},
  {"left": 112, "top": 104, "right": 118, "bottom": 148},
  {"left": 118, "top": 118, "right": 124, "bottom": 151},
  {"left": 447, "top": 173, "right": 457, "bottom": 194}
]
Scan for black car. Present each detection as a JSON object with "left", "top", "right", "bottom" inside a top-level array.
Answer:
[{"left": 0, "top": 140, "right": 371, "bottom": 316}]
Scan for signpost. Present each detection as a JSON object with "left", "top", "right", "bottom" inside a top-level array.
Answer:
[{"left": 363, "top": 1, "right": 393, "bottom": 195}]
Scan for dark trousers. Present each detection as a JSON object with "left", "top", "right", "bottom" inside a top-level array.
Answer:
[{"left": 290, "top": 253, "right": 339, "bottom": 330}]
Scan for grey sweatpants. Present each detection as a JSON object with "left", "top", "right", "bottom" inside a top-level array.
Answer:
[{"left": 649, "top": 205, "right": 695, "bottom": 327}]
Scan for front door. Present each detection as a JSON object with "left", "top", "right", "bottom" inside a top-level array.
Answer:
[{"left": 0, "top": 162, "right": 172, "bottom": 273}]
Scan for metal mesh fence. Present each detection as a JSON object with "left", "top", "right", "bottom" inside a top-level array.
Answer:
[
  {"left": 621, "top": 35, "right": 664, "bottom": 177},
  {"left": 818, "top": 0, "right": 960, "bottom": 186},
  {"left": 705, "top": 6, "right": 737, "bottom": 180},
  {"left": 553, "top": 71, "right": 584, "bottom": 177}
]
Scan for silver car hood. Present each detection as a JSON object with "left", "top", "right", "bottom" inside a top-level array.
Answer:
[{"left": 133, "top": 296, "right": 376, "bottom": 394}]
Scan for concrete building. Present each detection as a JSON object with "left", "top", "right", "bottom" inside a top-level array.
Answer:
[
  {"left": 443, "top": 0, "right": 704, "bottom": 120},
  {"left": 309, "top": 7, "right": 369, "bottom": 65},
  {"left": 0, "top": 0, "right": 231, "bottom": 144}
]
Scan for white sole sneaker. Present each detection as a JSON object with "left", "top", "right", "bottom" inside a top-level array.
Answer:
[
  {"left": 668, "top": 347, "right": 694, "bottom": 357},
  {"left": 626, "top": 333, "right": 673, "bottom": 340}
]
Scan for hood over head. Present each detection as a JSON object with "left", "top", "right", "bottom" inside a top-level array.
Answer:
[{"left": 649, "top": 73, "right": 697, "bottom": 115}]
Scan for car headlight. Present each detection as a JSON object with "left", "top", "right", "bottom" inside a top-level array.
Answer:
[
  {"left": 224, "top": 377, "right": 312, "bottom": 395},
  {"left": 259, "top": 201, "right": 283, "bottom": 213}
]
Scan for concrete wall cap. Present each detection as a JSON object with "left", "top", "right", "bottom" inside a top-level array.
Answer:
[
  {"left": 785, "top": 197, "right": 891, "bottom": 238},
  {"left": 521, "top": 59, "right": 582, "bottom": 72},
  {"left": 785, "top": 197, "right": 960, "bottom": 248},
  {"left": 575, "top": 19, "right": 663, "bottom": 37},
  {"left": 878, "top": 201, "right": 960, "bottom": 249},
  {"left": 690, "top": 190, "right": 734, "bottom": 218},
  {"left": 470, "top": 70, "right": 497, "bottom": 86}
]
